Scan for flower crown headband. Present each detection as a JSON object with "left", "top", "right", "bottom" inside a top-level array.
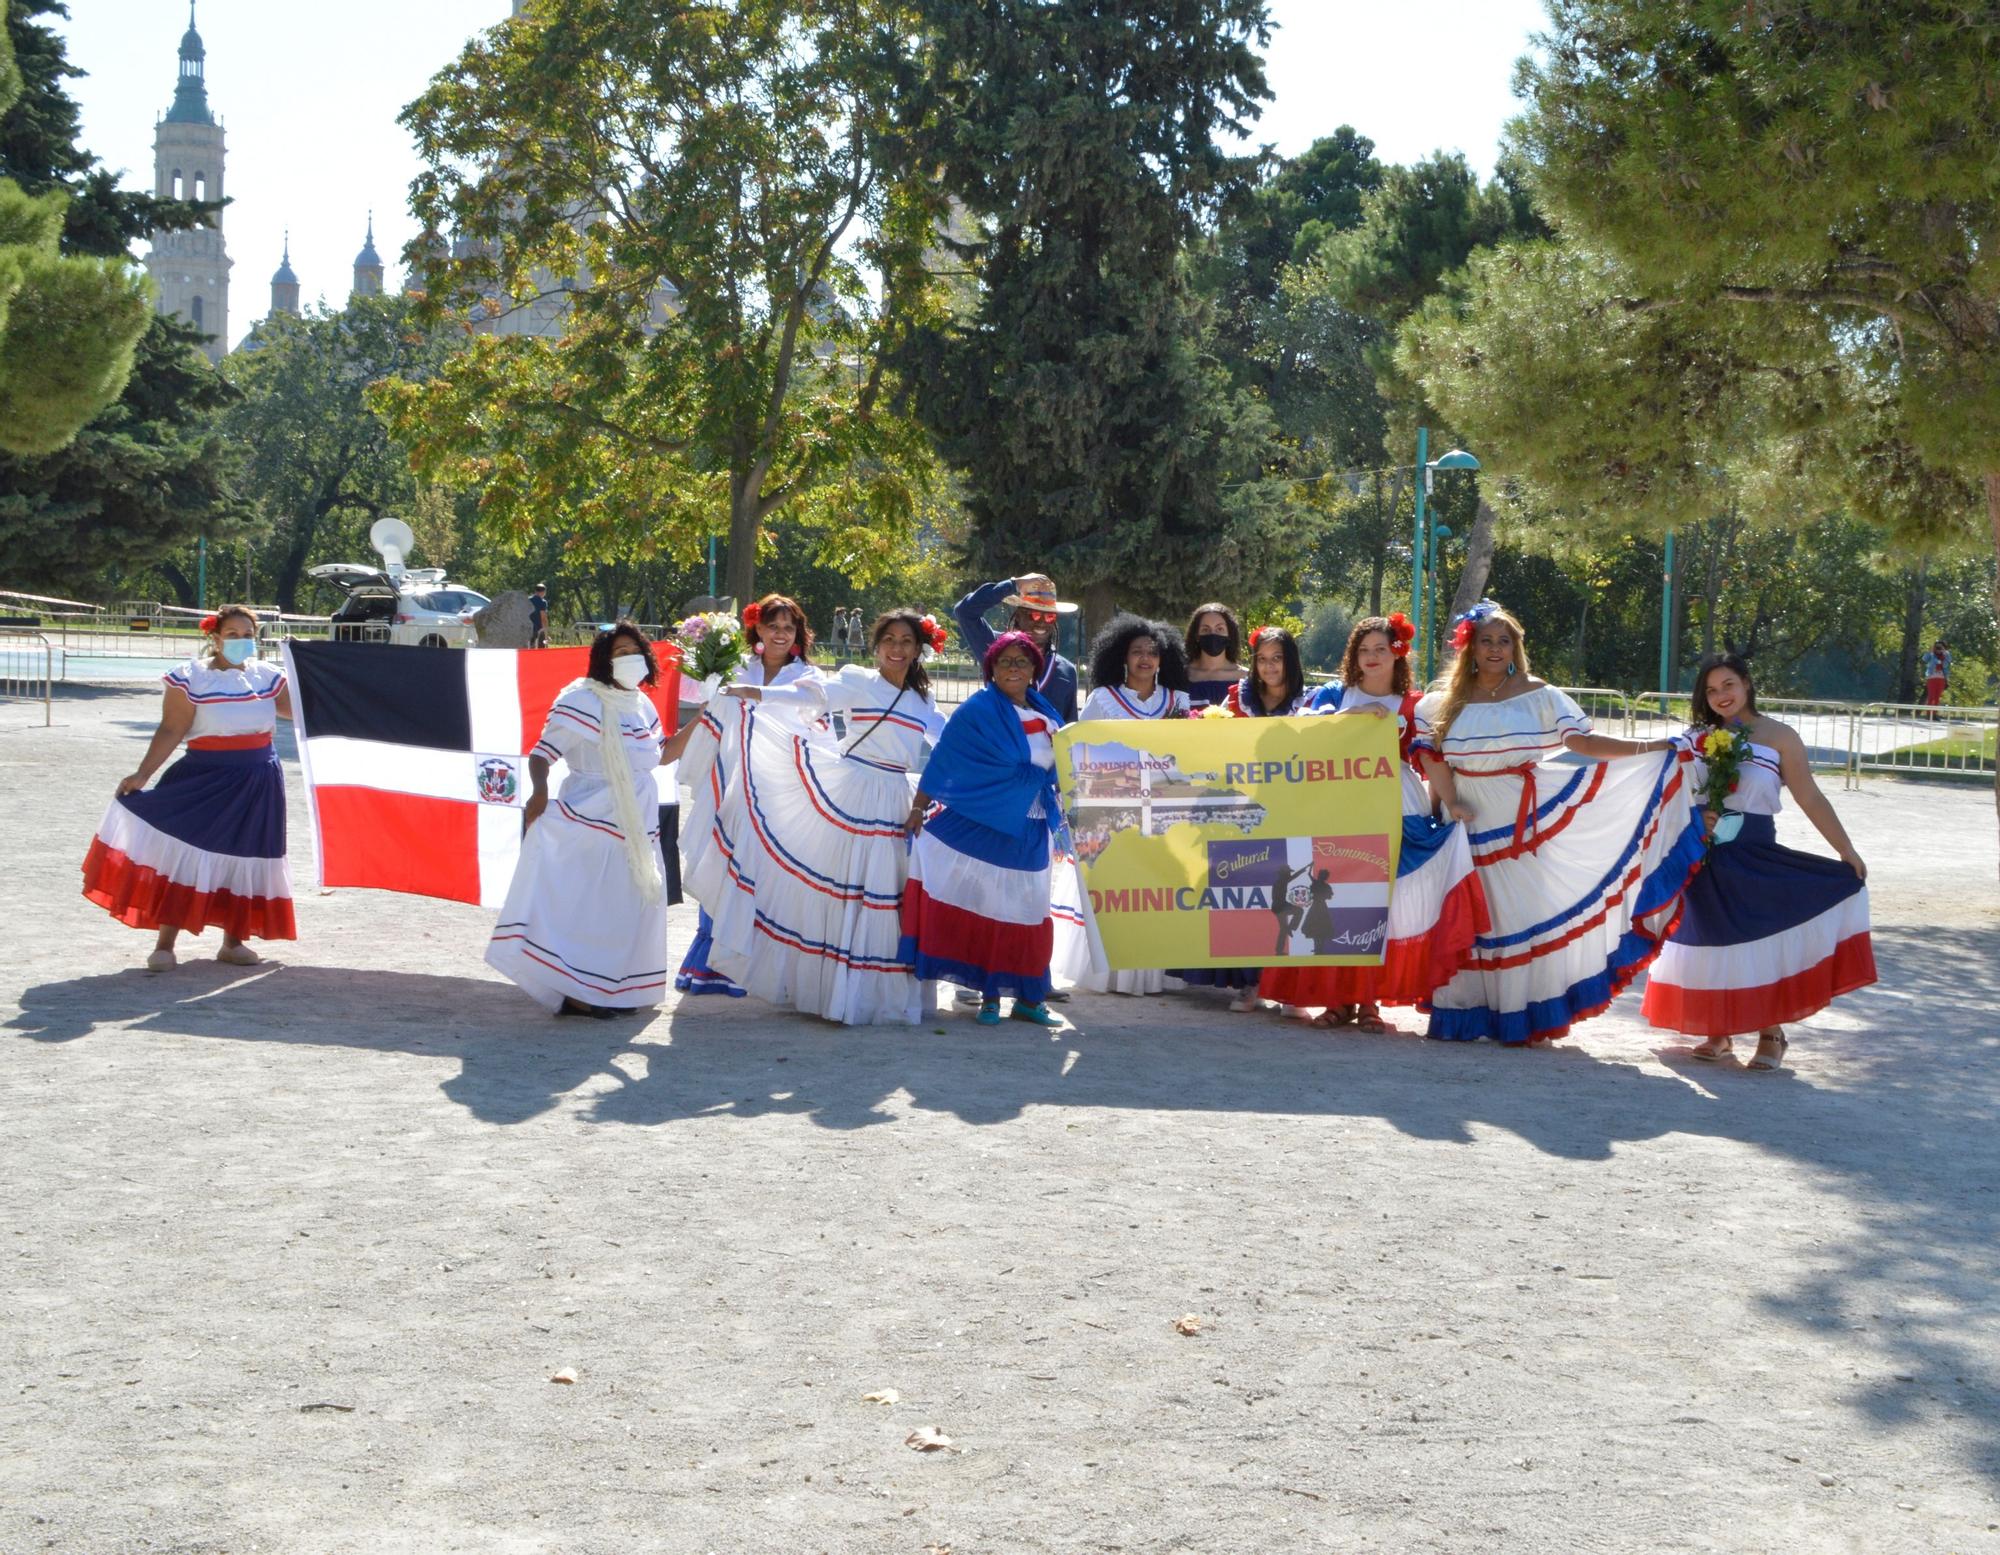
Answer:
[
  {"left": 1384, "top": 611, "right": 1415, "bottom": 658},
  {"left": 917, "top": 613, "right": 949, "bottom": 654},
  {"left": 1449, "top": 598, "right": 1504, "bottom": 652}
]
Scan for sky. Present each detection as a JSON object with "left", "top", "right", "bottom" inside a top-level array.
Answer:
[{"left": 59, "top": 0, "right": 1550, "bottom": 350}]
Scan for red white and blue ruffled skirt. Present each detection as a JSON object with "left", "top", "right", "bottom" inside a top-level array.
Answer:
[
  {"left": 81, "top": 738, "right": 296, "bottom": 940},
  {"left": 1641, "top": 812, "right": 1874, "bottom": 1036},
  {"left": 1259, "top": 812, "right": 1490, "bottom": 1010}
]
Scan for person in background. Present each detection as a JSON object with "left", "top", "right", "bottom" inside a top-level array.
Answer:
[
  {"left": 1922, "top": 638, "right": 1950, "bottom": 712},
  {"left": 1184, "top": 602, "right": 1244, "bottom": 711},
  {"left": 1225, "top": 625, "right": 1311, "bottom": 717},
  {"left": 901, "top": 631, "right": 1067, "bottom": 1027},
  {"left": 954, "top": 572, "right": 1080, "bottom": 723},
  {"left": 486, "top": 621, "right": 672, "bottom": 1017},
  {"left": 82, "top": 606, "right": 296, "bottom": 971},
  {"left": 1641, "top": 653, "right": 1874, "bottom": 1071},
  {"left": 528, "top": 583, "right": 550, "bottom": 649}
]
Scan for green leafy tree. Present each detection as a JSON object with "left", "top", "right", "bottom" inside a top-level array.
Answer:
[
  {"left": 0, "top": 5, "right": 149, "bottom": 457},
  {"left": 224, "top": 295, "right": 458, "bottom": 611},
  {"left": 895, "top": 0, "right": 1303, "bottom": 626},
  {"left": 1396, "top": 2, "right": 2000, "bottom": 820},
  {"left": 378, "top": 0, "right": 949, "bottom": 608}
]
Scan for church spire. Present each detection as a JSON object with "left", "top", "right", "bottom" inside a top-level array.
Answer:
[
  {"left": 352, "top": 213, "right": 385, "bottom": 299},
  {"left": 164, "top": 2, "right": 214, "bottom": 126}
]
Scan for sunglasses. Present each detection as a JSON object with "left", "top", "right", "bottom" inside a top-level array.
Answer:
[{"left": 1020, "top": 610, "right": 1058, "bottom": 626}]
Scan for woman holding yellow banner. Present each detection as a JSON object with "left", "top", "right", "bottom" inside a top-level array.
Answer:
[
  {"left": 1077, "top": 614, "right": 1193, "bottom": 998},
  {"left": 1260, "top": 615, "right": 1490, "bottom": 1030},
  {"left": 1415, "top": 601, "right": 1703, "bottom": 1045},
  {"left": 900, "top": 632, "right": 1066, "bottom": 1027}
]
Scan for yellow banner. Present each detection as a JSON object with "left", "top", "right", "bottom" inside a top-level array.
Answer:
[{"left": 1055, "top": 714, "right": 1404, "bottom": 970}]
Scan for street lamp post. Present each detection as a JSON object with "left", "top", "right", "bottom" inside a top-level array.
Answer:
[
  {"left": 1410, "top": 431, "right": 1481, "bottom": 673},
  {"left": 1658, "top": 527, "right": 1676, "bottom": 694},
  {"left": 1426, "top": 524, "right": 1453, "bottom": 682}
]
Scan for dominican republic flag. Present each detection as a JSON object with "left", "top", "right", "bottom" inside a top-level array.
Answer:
[{"left": 283, "top": 641, "right": 681, "bottom": 908}]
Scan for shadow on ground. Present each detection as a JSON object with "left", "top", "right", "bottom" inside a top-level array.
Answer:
[{"left": 9, "top": 924, "right": 1997, "bottom": 1485}]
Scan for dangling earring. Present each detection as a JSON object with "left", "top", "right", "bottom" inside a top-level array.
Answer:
[{"left": 1506, "top": 660, "right": 1517, "bottom": 677}]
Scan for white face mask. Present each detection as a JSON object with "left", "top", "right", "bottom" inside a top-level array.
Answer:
[{"left": 610, "top": 654, "right": 649, "bottom": 689}]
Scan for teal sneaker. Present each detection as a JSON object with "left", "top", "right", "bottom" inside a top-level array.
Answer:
[
  {"left": 974, "top": 999, "right": 1002, "bottom": 1025},
  {"left": 1009, "top": 1000, "right": 1063, "bottom": 1027}
]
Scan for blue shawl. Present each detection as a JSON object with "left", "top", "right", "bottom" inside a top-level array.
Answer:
[{"left": 922, "top": 683, "right": 1063, "bottom": 839}]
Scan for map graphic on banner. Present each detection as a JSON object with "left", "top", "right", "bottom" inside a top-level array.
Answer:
[{"left": 1054, "top": 715, "right": 1403, "bottom": 971}]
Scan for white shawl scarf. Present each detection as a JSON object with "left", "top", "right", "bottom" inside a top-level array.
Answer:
[{"left": 559, "top": 677, "right": 663, "bottom": 905}]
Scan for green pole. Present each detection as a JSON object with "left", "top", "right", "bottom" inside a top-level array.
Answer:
[
  {"left": 1658, "top": 528, "right": 1675, "bottom": 694},
  {"left": 1426, "top": 524, "right": 1452, "bottom": 683},
  {"left": 1410, "top": 426, "right": 1429, "bottom": 652},
  {"left": 196, "top": 534, "right": 207, "bottom": 609},
  {"left": 707, "top": 534, "right": 717, "bottom": 597}
]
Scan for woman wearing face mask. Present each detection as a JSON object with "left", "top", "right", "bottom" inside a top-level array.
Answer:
[
  {"left": 1183, "top": 603, "right": 1244, "bottom": 711},
  {"left": 668, "top": 594, "right": 824, "bottom": 998},
  {"left": 1640, "top": 654, "right": 1874, "bottom": 1071},
  {"left": 486, "top": 621, "right": 673, "bottom": 1018},
  {"left": 900, "top": 632, "right": 1067, "bottom": 1027},
  {"left": 699, "top": 610, "right": 949, "bottom": 1025},
  {"left": 1416, "top": 600, "right": 1703, "bottom": 1045},
  {"left": 83, "top": 606, "right": 297, "bottom": 971},
  {"left": 1260, "top": 615, "right": 1489, "bottom": 1032}
]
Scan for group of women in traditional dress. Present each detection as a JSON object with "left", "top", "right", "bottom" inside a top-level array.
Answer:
[{"left": 82, "top": 587, "right": 1876, "bottom": 1072}]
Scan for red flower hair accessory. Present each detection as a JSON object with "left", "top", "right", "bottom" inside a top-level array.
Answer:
[
  {"left": 1385, "top": 612, "right": 1415, "bottom": 657},
  {"left": 742, "top": 602, "right": 762, "bottom": 630},
  {"left": 1248, "top": 626, "right": 1267, "bottom": 649},
  {"left": 199, "top": 613, "right": 219, "bottom": 635},
  {"left": 918, "top": 613, "right": 948, "bottom": 654}
]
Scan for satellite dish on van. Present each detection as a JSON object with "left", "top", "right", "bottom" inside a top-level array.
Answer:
[{"left": 370, "top": 517, "right": 417, "bottom": 576}]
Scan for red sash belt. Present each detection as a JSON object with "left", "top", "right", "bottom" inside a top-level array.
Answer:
[
  {"left": 1458, "top": 761, "right": 1540, "bottom": 848},
  {"left": 189, "top": 732, "right": 273, "bottom": 751}
]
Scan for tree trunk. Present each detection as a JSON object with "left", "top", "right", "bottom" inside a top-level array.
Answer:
[
  {"left": 1572, "top": 597, "right": 1589, "bottom": 682},
  {"left": 159, "top": 560, "right": 195, "bottom": 608},
  {"left": 1699, "top": 518, "right": 1724, "bottom": 661},
  {"left": 722, "top": 475, "right": 760, "bottom": 609},
  {"left": 1446, "top": 497, "right": 1498, "bottom": 621},
  {"left": 1894, "top": 558, "right": 1928, "bottom": 704},
  {"left": 1081, "top": 578, "right": 1117, "bottom": 643},
  {"left": 1367, "top": 546, "right": 1385, "bottom": 618}
]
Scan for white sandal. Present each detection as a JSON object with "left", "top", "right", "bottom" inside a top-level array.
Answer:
[
  {"left": 215, "top": 943, "right": 262, "bottom": 967},
  {"left": 144, "top": 948, "right": 177, "bottom": 974}
]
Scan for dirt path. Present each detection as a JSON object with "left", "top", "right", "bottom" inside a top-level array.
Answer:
[{"left": 3, "top": 687, "right": 1997, "bottom": 1554}]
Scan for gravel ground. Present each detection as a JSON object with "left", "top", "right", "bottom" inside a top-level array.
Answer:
[{"left": 2, "top": 686, "right": 1997, "bottom": 1555}]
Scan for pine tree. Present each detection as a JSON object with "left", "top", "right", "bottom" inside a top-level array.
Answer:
[{"left": 896, "top": 0, "right": 1303, "bottom": 624}]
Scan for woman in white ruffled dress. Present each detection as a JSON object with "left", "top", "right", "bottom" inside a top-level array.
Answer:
[
  {"left": 701, "top": 610, "right": 949, "bottom": 1024},
  {"left": 669, "top": 594, "right": 824, "bottom": 996},
  {"left": 486, "top": 621, "right": 672, "bottom": 1017},
  {"left": 1415, "top": 601, "right": 1704, "bottom": 1045}
]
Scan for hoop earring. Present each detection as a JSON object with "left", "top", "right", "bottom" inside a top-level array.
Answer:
[{"left": 1506, "top": 661, "right": 1517, "bottom": 677}]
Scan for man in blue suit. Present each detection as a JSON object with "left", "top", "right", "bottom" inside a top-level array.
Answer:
[{"left": 952, "top": 571, "right": 1080, "bottom": 723}]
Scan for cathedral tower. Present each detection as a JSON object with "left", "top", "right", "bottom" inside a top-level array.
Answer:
[
  {"left": 144, "top": 4, "right": 231, "bottom": 363},
  {"left": 352, "top": 215, "right": 385, "bottom": 299},
  {"left": 270, "top": 234, "right": 300, "bottom": 317}
]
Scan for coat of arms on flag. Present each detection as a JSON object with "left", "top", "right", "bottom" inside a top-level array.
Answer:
[{"left": 282, "top": 642, "right": 681, "bottom": 907}]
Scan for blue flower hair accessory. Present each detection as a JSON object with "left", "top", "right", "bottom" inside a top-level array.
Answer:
[{"left": 1450, "top": 598, "right": 1503, "bottom": 651}]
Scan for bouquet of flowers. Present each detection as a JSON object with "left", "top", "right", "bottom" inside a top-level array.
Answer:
[
  {"left": 1692, "top": 724, "right": 1749, "bottom": 840},
  {"left": 1197, "top": 703, "right": 1233, "bottom": 721},
  {"left": 674, "top": 610, "right": 748, "bottom": 699}
]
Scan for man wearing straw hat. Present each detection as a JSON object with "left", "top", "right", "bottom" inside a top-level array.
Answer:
[{"left": 953, "top": 572, "right": 1081, "bottom": 723}]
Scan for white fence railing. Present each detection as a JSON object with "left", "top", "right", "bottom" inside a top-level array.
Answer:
[{"left": 0, "top": 629, "right": 53, "bottom": 726}]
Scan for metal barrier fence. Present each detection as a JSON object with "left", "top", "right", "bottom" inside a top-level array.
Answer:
[
  {"left": 1852, "top": 701, "right": 2000, "bottom": 783},
  {"left": 0, "top": 629, "right": 53, "bottom": 726}
]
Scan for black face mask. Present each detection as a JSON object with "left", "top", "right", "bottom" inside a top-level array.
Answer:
[{"left": 1196, "top": 632, "right": 1229, "bottom": 658}]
